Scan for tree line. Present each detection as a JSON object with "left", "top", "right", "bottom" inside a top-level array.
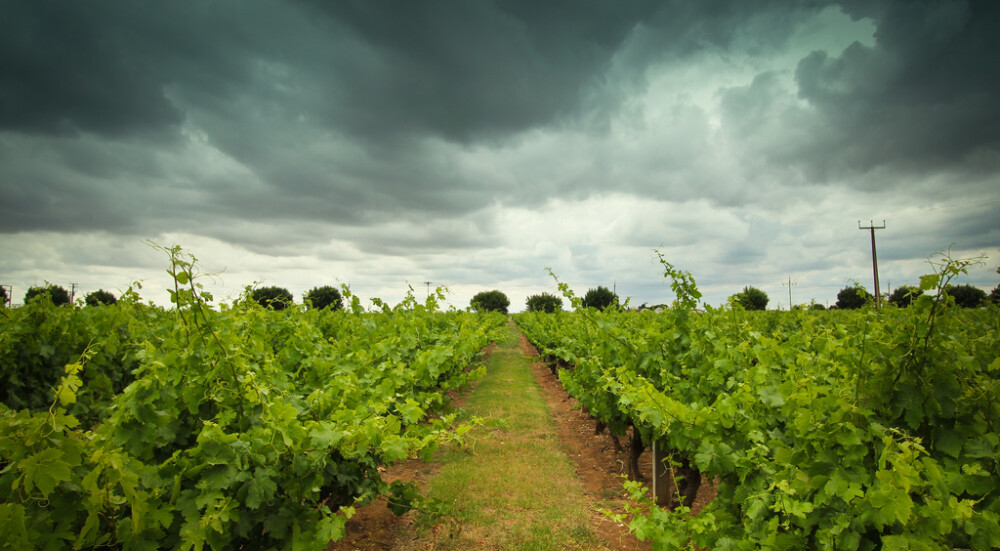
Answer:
[
  {"left": 470, "top": 286, "right": 620, "bottom": 314},
  {"left": 723, "top": 282, "right": 996, "bottom": 311},
  {"left": 469, "top": 279, "right": 1000, "bottom": 314},
  {"left": 0, "top": 284, "right": 118, "bottom": 308},
  {"left": 0, "top": 284, "right": 346, "bottom": 311},
  {"left": 6, "top": 278, "right": 998, "bottom": 312}
]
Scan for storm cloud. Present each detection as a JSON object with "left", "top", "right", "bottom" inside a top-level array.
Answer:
[{"left": 1, "top": 0, "right": 997, "bottom": 309}]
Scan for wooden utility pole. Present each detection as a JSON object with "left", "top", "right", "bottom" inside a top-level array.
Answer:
[
  {"left": 423, "top": 281, "right": 431, "bottom": 299},
  {"left": 858, "top": 220, "right": 885, "bottom": 308},
  {"left": 783, "top": 276, "right": 797, "bottom": 310}
]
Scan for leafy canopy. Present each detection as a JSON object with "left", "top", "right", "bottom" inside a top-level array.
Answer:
[
  {"left": 836, "top": 285, "right": 871, "bottom": 309},
  {"left": 945, "top": 284, "right": 986, "bottom": 308},
  {"left": 251, "top": 286, "right": 293, "bottom": 310},
  {"left": 581, "top": 286, "right": 618, "bottom": 311},
  {"left": 304, "top": 285, "right": 343, "bottom": 311},
  {"left": 470, "top": 290, "right": 509, "bottom": 314},
  {"left": 84, "top": 289, "right": 117, "bottom": 307},
  {"left": 525, "top": 292, "right": 562, "bottom": 313},
  {"left": 24, "top": 285, "right": 71, "bottom": 306},
  {"left": 887, "top": 285, "right": 922, "bottom": 307},
  {"left": 730, "top": 286, "right": 768, "bottom": 311}
]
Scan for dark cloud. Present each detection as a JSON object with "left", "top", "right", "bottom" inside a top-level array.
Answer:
[
  {"left": 793, "top": 0, "right": 1000, "bottom": 177},
  {"left": 0, "top": 0, "right": 663, "bottom": 144},
  {"left": 298, "top": 0, "right": 662, "bottom": 142},
  {"left": 2, "top": 0, "right": 998, "bottom": 306},
  {"left": 2, "top": 2, "right": 184, "bottom": 137}
]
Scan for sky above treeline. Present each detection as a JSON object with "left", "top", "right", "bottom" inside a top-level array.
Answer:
[{"left": 2, "top": 0, "right": 999, "bottom": 311}]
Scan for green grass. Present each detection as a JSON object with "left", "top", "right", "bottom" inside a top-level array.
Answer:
[{"left": 404, "top": 324, "right": 612, "bottom": 550}]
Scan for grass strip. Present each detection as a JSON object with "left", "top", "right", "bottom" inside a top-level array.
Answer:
[{"left": 404, "top": 323, "right": 614, "bottom": 551}]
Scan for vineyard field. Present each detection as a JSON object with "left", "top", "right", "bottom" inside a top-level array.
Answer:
[
  {"left": 516, "top": 260, "right": 1000, "bottom": 550},
  {"left": 0, "top": 253, "right": 507, "bottom": 550}
]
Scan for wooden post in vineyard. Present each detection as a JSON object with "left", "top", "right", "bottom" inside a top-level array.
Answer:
[{"left": 651, "top": 439, "right": 674, "bottom": 508}]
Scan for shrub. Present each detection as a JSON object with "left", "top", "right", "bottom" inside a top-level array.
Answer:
[
  {"left": 730, "top": 286, "right": 769, "bottom": 311},
  {"left": 252, "top": 286, "right": 293, "bottom": 310},
  {"left": 24, "top": 285, "right": 72, "bottom": 306},
  {"left": 887, "top": 285, "right": 922, "bottom": 307},
  {"left": 944, "top": 284, "right": 986, "bottom": 308},
  {"left": 304, "top": 285, "right": 343, "bottom": 311},
  {"left": 581, "top": 286, "right": 618, "bottom": 311},
  {"left": 85, "top": 289, "right": 117, "bottom": 306},
  {"left": 525, "top": 293, "right": 562, "bottom": 313},
  {"left": 836, "top": 285, "right": 872, "bottom": 310},
  {"left": 470, "top": 290, "right": 509, "bottom": 314},
  {"left": 0, "top": 285, "right": 7, "bottom": 307}
]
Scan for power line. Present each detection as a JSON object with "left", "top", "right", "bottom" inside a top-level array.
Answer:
[
  {"left": 783, "top": 276, "right": 797, "bottom": 310},
  {"left": 859, "top": 220, "right": 885, "bottom": 308},
  {"left": 892, "top": 197, "right": 1000, "bottom": 218}
]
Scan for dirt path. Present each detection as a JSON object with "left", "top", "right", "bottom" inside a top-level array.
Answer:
[
  {"left": 516, "top": 333, "right": 653, "bottom": 551},
  {"left": 329, "top": 328, "right": 657, "bottom": 550}
]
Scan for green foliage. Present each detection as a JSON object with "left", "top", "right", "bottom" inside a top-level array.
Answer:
[
  {"left": 656, "top": 252, "right": 701, "bottom": 311},
  {"left": 251, "top": 285, "right": 293, "bottom": 310},
  {"left": 84, "top": 289, "right": 117, "bottom": 307},
  {"left": 887, "top": 285, "right": 922, "bottom": 307},
  {"left": 809, "top": 302, "right": 826, "bottom": 310},
  {"left": 945, "top": 283, "right": 987, "bottom": 308},
  {"left": 988, "top": 267, "right": 1000, "bottom": 304},
  {"left": 836, "top": 285, "right": 872, "bottom": 309},
  {"left": 24, "top": 285, "right": 71, "bottom": 306},
  {"left": 581, "top": 286, "right": 618, "bottom": 311},
  {"left": 525, "top": 292, "right": 562, "bottom": 313},
  {"left": 303, "top": 285, "right": 343, "bottom": 311},
  {"left": 0, "top": 292, "right": 146, "bottom": 426},
  {"left": 0, "top": 245, "right": 507, "bottom": 550},
  {"left": 517, "top": 252, "right": 1000, "bottom": 550},
  {"left": 729, "top": 285, "right": 769, "bottom": 311},
  {"left": 471, "top": 290, "right": 510, "bottom": 314},
  {"left": 0, "top": 285, "right": 8, "bottom": 307}
]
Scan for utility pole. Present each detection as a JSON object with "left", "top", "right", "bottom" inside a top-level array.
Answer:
[
  {"left": 858, "top": 220, "right": 885, "bottom": 308},
  {"left": 70, "top": 283, "right": 78, "bottom": 303},
  {"left": 783, "top": 276, "right": 797, "bottom": 310},
  {"left": 423, "top": 281, "right": 431, "bottom": 300}
]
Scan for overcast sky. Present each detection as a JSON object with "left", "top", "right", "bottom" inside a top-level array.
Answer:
[{"left": 2, "top": 0, "right": 998, "bottom": 311}]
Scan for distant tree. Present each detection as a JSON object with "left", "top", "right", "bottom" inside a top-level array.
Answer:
[
  {"left": 887, "top": 285, "right": 922, "bottom": 308},
  {"left": 730, "top": 286, "right": 769, "bottom": 311},
  {"left": 525, "top": 293, "right": 562, "bottom": 313},
  {"left": 24, "top": 285, "right": 71, "bottom": 306},
  {"left": 252, "top": 286, "right": 293, "bottom": 310},
  {"left": 809, "top": 303, "right": 826, "bottom": 311},
  {"left": 836, "top": 285, "right": 872, "bottom": 310},
  {"left": 581, "top": 286, "right": 618, "bottom": 311},
  {"left": 0, "top": 285, "right": 7, "bottom": 307},
  {"left": 85, "top": 289, "right": 117, "bottom": 306},
  {"left": 993, "top": 267, "right": 1000, "bottom": 305},
  {"left": 471, "top": 290, "right": 509, "bottom": 314},
  {"left": 304, "top": 285, "right": 343, "bottom": 311},
  {"left": 945, "top": 284, "right": 986, "bottom": 308}
]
